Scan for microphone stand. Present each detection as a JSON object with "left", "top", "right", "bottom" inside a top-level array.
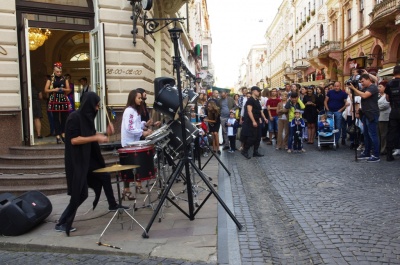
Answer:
[{"left": 142, "top": 20, "right": 242, "bottom": 238}]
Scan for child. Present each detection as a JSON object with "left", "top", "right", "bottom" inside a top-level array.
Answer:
[
  {"left": 318, "top": 114, "right": 338, "bottom": 136},
  {"left": 197, "top": 120, "right": 209, "bottom": 157},
  {"left": 225, "top": 111, "right": 239, "bottom": 153},
  {"left": 290, "top": 109, "right": 306, "bottom": 152}
]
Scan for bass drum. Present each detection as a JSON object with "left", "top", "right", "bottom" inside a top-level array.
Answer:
[
  {"left": 118, "top": 145, "right": 156, "bottom": 182},
  {"left": 166, "top": 117, "right": 199, "bottom": 160}
]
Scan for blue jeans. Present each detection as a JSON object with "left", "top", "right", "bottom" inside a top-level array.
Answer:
[
  {"left": 327, "top": 111, "right": 343, "bottom": 143},
  {"left": 362, "top": 113, "right": 380, "bottom": 158},
  {"left": 287, "top": 122, "right": 294, "bottom": 149},
  {"left": 268, "top": 116, "right": 279, "bottom": 132}
]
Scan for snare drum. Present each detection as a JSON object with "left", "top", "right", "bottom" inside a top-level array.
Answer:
[
  {"left": 118, "top": 145, "right": 156, "bottom": 182},
  {"left": 166, "top": 117, "right": 199, "bottom": 160},
  {"left": 127, "top": 140, "right": 151, "bottom": 147}
]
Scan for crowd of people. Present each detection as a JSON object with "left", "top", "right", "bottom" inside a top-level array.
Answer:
[{"left": 194, "top": 65, "right": 400, "bottom": 163}]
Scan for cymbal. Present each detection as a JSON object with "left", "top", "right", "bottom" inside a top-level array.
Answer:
[{"left": 93, "top": 164, "right": 140, "bottom": 173}]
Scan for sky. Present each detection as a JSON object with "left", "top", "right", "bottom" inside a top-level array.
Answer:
[{"left": 207, "top": 0, "right": 282, "bottom": 88}]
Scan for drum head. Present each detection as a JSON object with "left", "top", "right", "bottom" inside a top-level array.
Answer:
[
  {"left": 127, "top": 140, "right": 151, "bottom": 146},
  {"left": 118, "top": 145, "right": 154, "bottom": 153}
]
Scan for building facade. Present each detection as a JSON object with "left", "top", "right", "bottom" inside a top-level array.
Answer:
[
  {"left": 263, "top": 0, "right": 400, "bottom": 89},
  {"left": 0, "top": 0, "right": 211, "bottom": 154}
]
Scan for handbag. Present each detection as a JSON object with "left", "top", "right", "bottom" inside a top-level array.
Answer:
[{"left": 347, "top": 124, "right": 360, "bottom": 135}]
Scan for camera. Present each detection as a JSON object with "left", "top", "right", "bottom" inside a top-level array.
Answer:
[{"left": 346, "top": 79, "right": 359, "bottom": 87}]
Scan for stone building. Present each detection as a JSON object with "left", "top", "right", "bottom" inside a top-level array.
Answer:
[{"left": 0, "top": 0, "right": 212, "bottom": 154}]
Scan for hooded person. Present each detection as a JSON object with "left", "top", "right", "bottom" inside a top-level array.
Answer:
[{"left": 56, "top": 91, "right": 125, "bottom": 236}]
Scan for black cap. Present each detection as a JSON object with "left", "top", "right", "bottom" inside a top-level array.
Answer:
[{"left": 251, "top": 86, "right": 261, "bottom": 92}]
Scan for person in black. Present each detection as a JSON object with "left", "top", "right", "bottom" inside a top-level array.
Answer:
[
  {"left": 55, "top": 92, "right": 127, "bottom": 235},
  {"left": 240, "top": 86, "right": 269, "bottom": 159},
  {"left": 385, "top": 65, "right": 400, "bottom": 161}
]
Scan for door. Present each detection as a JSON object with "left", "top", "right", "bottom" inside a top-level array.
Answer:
[
  {"left": 24, "top": 18, "right": 35, "bottom": 145},
  {"left": 90, "top": 23, "right": 106, "bottom": 133}
]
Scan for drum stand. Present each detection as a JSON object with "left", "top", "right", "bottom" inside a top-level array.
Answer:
[
  {"left": 98, "top": 169, "right": 148, "bottom": 247},
  {"left": 195, "top": 134, "right": 230, "bottom": 176},
  {"left": 141, "top": 25, "right": 242, "bottom": 238}
]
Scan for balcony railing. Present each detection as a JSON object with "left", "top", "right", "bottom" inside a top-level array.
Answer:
[
  {"left": 308, "top": 47, "right": 319, "bottom": 58},
  {"left": 319, "top": 41, "right": 341, "bottom": 55},
  {"left": 371, "top": 0, "right": 400, "bottom": 21},
  {"left": 293, "top": 59, "right": 309, "bottom": 70}
]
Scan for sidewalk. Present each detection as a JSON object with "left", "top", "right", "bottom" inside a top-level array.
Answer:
[{"left": 0, "top": 154, "right": 237, "bottom": 264}]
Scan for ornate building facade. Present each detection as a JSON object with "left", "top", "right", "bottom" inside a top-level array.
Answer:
[{"left": 0, "top": 0, "right": 211, "bottom": 153}]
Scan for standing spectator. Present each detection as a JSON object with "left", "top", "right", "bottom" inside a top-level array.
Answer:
[
  {"left": 284, "top": 84, "right": 291, "bottom": 94},
  {"left": 79, "top": 77, "right": 90, "bottom": 99},
  {"left": 302, "top": 86, "right": 318, "bottom": 144},
  {"left": 343, "top": 87, "right": 356, "bottom": 149},
  {"left": 64, "top": 74, "right": 75, "bottom": 112},
  {"left": 44, "top": 62, "right": 72, "bottom": 144},
  {"left": 267, "top": 88, "right": 281, "bottom": 144},
  {"left": 240, "top": 86, "right": 269, "bottom": 159},
  {"left": 324, "top": 81, "right": 348, "bottom": 146},
  {"left": 290, "top": 109, "right": 306, "bottom": 153},
  {"left": 385, "top": 65, "right": 400, "bottom": 161},
  {"left": 44, "top": 74, "right": 55, "bottom": 137},
  {"left": 237, "top": 87, "right": 248, "bottom": 111},
  {"left": 233, "top": 94, "right": 240, "bottom": 121},
  {"left": 285, "top": 92, "right": 305, "bottom": 153},
  {"left": 377, "top": 80, "right": 390, "bottom": 155},
  {"left": 315, "top": 86, "right": 325, "bottom": 112},
  {"left": 32, "top": 81, "right": 43, "bottom": 139},
  {"left": 260, "top": 89, "right": 269, "bottom": 142},
  {"left": 276, "top": 92, "right": 289, "bottom": 150},
  {"left": 349, "top": 74, "right": 380, "bottom": 162},
  {"left": 225, "top": 111, "right": 239, "bottom": 153},
  {"left": 204, "top": 101, "right": 221, "bottom": 154},
  {"left": 218, "top": 90, "right": 236, "bottom": 150}
]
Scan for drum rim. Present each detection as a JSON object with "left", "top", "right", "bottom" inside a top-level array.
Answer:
[{"left": 118, "top": 145, "right": 154, "bottom": 152}]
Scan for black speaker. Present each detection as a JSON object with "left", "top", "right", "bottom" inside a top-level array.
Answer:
[
  {"left": 0, "top": 190, "right": 53, "bottom": 236},
  {"left": 154, "top": 77, "right": 175, "bottom": 96}
]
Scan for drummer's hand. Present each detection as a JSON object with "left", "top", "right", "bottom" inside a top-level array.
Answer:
[
  {"left": 106, "top": 123, "right": 114, "bottom": 135},
  {"left": 146, "top": 119, "right": 153, "bottom": 127},
  {"left": 96, "top": 134, "right": 109, "bottom": 143},
  {"left": 142, "top": 129, "right": 153, "bottom": 137},
  {"left": 153, "top": 121, "right": 161, "bottom": 127}
]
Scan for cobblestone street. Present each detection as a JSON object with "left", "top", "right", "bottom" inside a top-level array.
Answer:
[{"left": 231, "top": 142, "right": 400, "bottom": 264}]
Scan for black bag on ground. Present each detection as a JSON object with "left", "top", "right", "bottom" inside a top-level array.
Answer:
[{"left": 347, "top": 124, "right": 360, "bottom": 135}]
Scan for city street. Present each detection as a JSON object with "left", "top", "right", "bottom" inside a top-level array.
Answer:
[
  {"left": 2, "top": 141, "right": 400, "bottom": 264},
  {"left": 229, "top": 142, "right": 400, "bottom": 264}
]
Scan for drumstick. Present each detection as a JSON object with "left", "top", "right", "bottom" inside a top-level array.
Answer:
[
  {"left": 105, "top": 110, "right": 112, "bottom": 138},
  {"left": 97, "top": 241, "right": 122, "bottom": 250}
]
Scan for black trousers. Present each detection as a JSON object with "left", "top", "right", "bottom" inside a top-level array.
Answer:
[
  {"left": 243, "top": 124, "right": 261, "bottom": 154},
  {"left": 228, "top": 135, "right": 236, "bottom": 150},
  {"left": 386, "top": 108, "right": 400, "bottom": 152}
]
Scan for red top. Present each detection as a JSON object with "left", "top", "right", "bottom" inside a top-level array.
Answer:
[{"left": 266, "top": 98, "right": 281, "bottom": 117}]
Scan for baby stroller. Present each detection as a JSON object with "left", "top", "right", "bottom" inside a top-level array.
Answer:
[{"left": 317, "top": 113, "right": 338, "bottom": 150}]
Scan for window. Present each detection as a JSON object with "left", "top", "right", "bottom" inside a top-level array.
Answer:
[
  {"left": 308, "top": 2, "right": 311, "bottom": 16},
  {"left": 297, "top": 49, "right": 300, "bottom": 59},
  {"left": 320, "top": 25, "right": 324, "bottom": 44},
  {"left": 309, "top": 39, "right": 311, "bottom": 50},
  {"left": 202, "top": 45, "right": 208, "bottom": 68},
  {"left": 313, "top": 35, "right": 316, "bottom": 47},
  {"left": 313, "top": 0, "right": 316, "bottom": 11},
  {"left": 304, "top": 7, "right": 306, "bottom": 20},
  {"left": 359, "top": 0, "right": 364, "bottom": 28},
  {"left": 347, "top": 9, "right": 352, "bottom": 37},
  {"left": 70, "top": 52, "right": 89, "bottom": 61}
]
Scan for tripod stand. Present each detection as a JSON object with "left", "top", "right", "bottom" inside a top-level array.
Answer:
[{"left": 142, "top": 25, "right": 242, "bottom": 238}]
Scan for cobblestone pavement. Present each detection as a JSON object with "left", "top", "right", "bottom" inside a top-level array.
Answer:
[{"left": 230, "top": 142, "right": 400, "bottom": 264}]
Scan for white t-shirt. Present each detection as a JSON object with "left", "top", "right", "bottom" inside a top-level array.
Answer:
[
  {"left": 227, "top": 118, "right": 236, "bottom": 136},
  {"left": 121, "top": 106, "right": 146, "bottom": 147}
]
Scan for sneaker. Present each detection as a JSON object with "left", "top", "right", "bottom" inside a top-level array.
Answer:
[
  {"left": 228, "top": 150, "right": 234, "bottom": 153},
  {"left": 222, "top": 146, "right": 230, "bottom": 150},
  {"left": 55, "top": 224, "right": 77, "bottom": 233},
  {"left": 301, "top": 149, "right": 306, "bottom": 153},
  {"left": 332, "top": 129, "right": 339, "bottom": 133},
  {"left": 109, "top": 204, "right": 130, "bottom": 211},
  {"left": 367, "top": 155, "right": 380, "bottom": 162},
  {"left": 393, "top": 149, "right": 400, "bottom": 156},
  {"left": 203, "top": 152, "right": 209, "bottom": 157},
  {"left": 357, "top": 144, "right": 364, "bottom": 151},
  {"left": 287, "top": 149, "right": 292, "bottom": 153},
  {"left": 358, "top": 152, "right": 371, "bottom": 160}
]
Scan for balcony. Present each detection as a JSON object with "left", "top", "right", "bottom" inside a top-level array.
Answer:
[
  {"left": 318, "top": 41, "right": 341, "bottom": 56},
  {"left": 308, "top": 47, "right": 319, "bottom": 59},
  {"left": 370, "top": 0, "right": 400, "bottom": 23},
  {"left": 293, "top": 59, "right": 310, "bottom": 70}
]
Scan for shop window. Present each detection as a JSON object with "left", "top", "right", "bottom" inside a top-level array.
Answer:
[{"left": 21, "top": 0, "right": 88, "bottom": 7}]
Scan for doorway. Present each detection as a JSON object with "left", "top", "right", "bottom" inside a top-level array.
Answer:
[{"left": 29, "top": 29, "right": 90, "bottom": 145}]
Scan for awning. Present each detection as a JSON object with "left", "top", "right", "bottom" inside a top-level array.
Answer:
[{"left": 378, "top": 66, "right": 394, "bottom": 77}]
